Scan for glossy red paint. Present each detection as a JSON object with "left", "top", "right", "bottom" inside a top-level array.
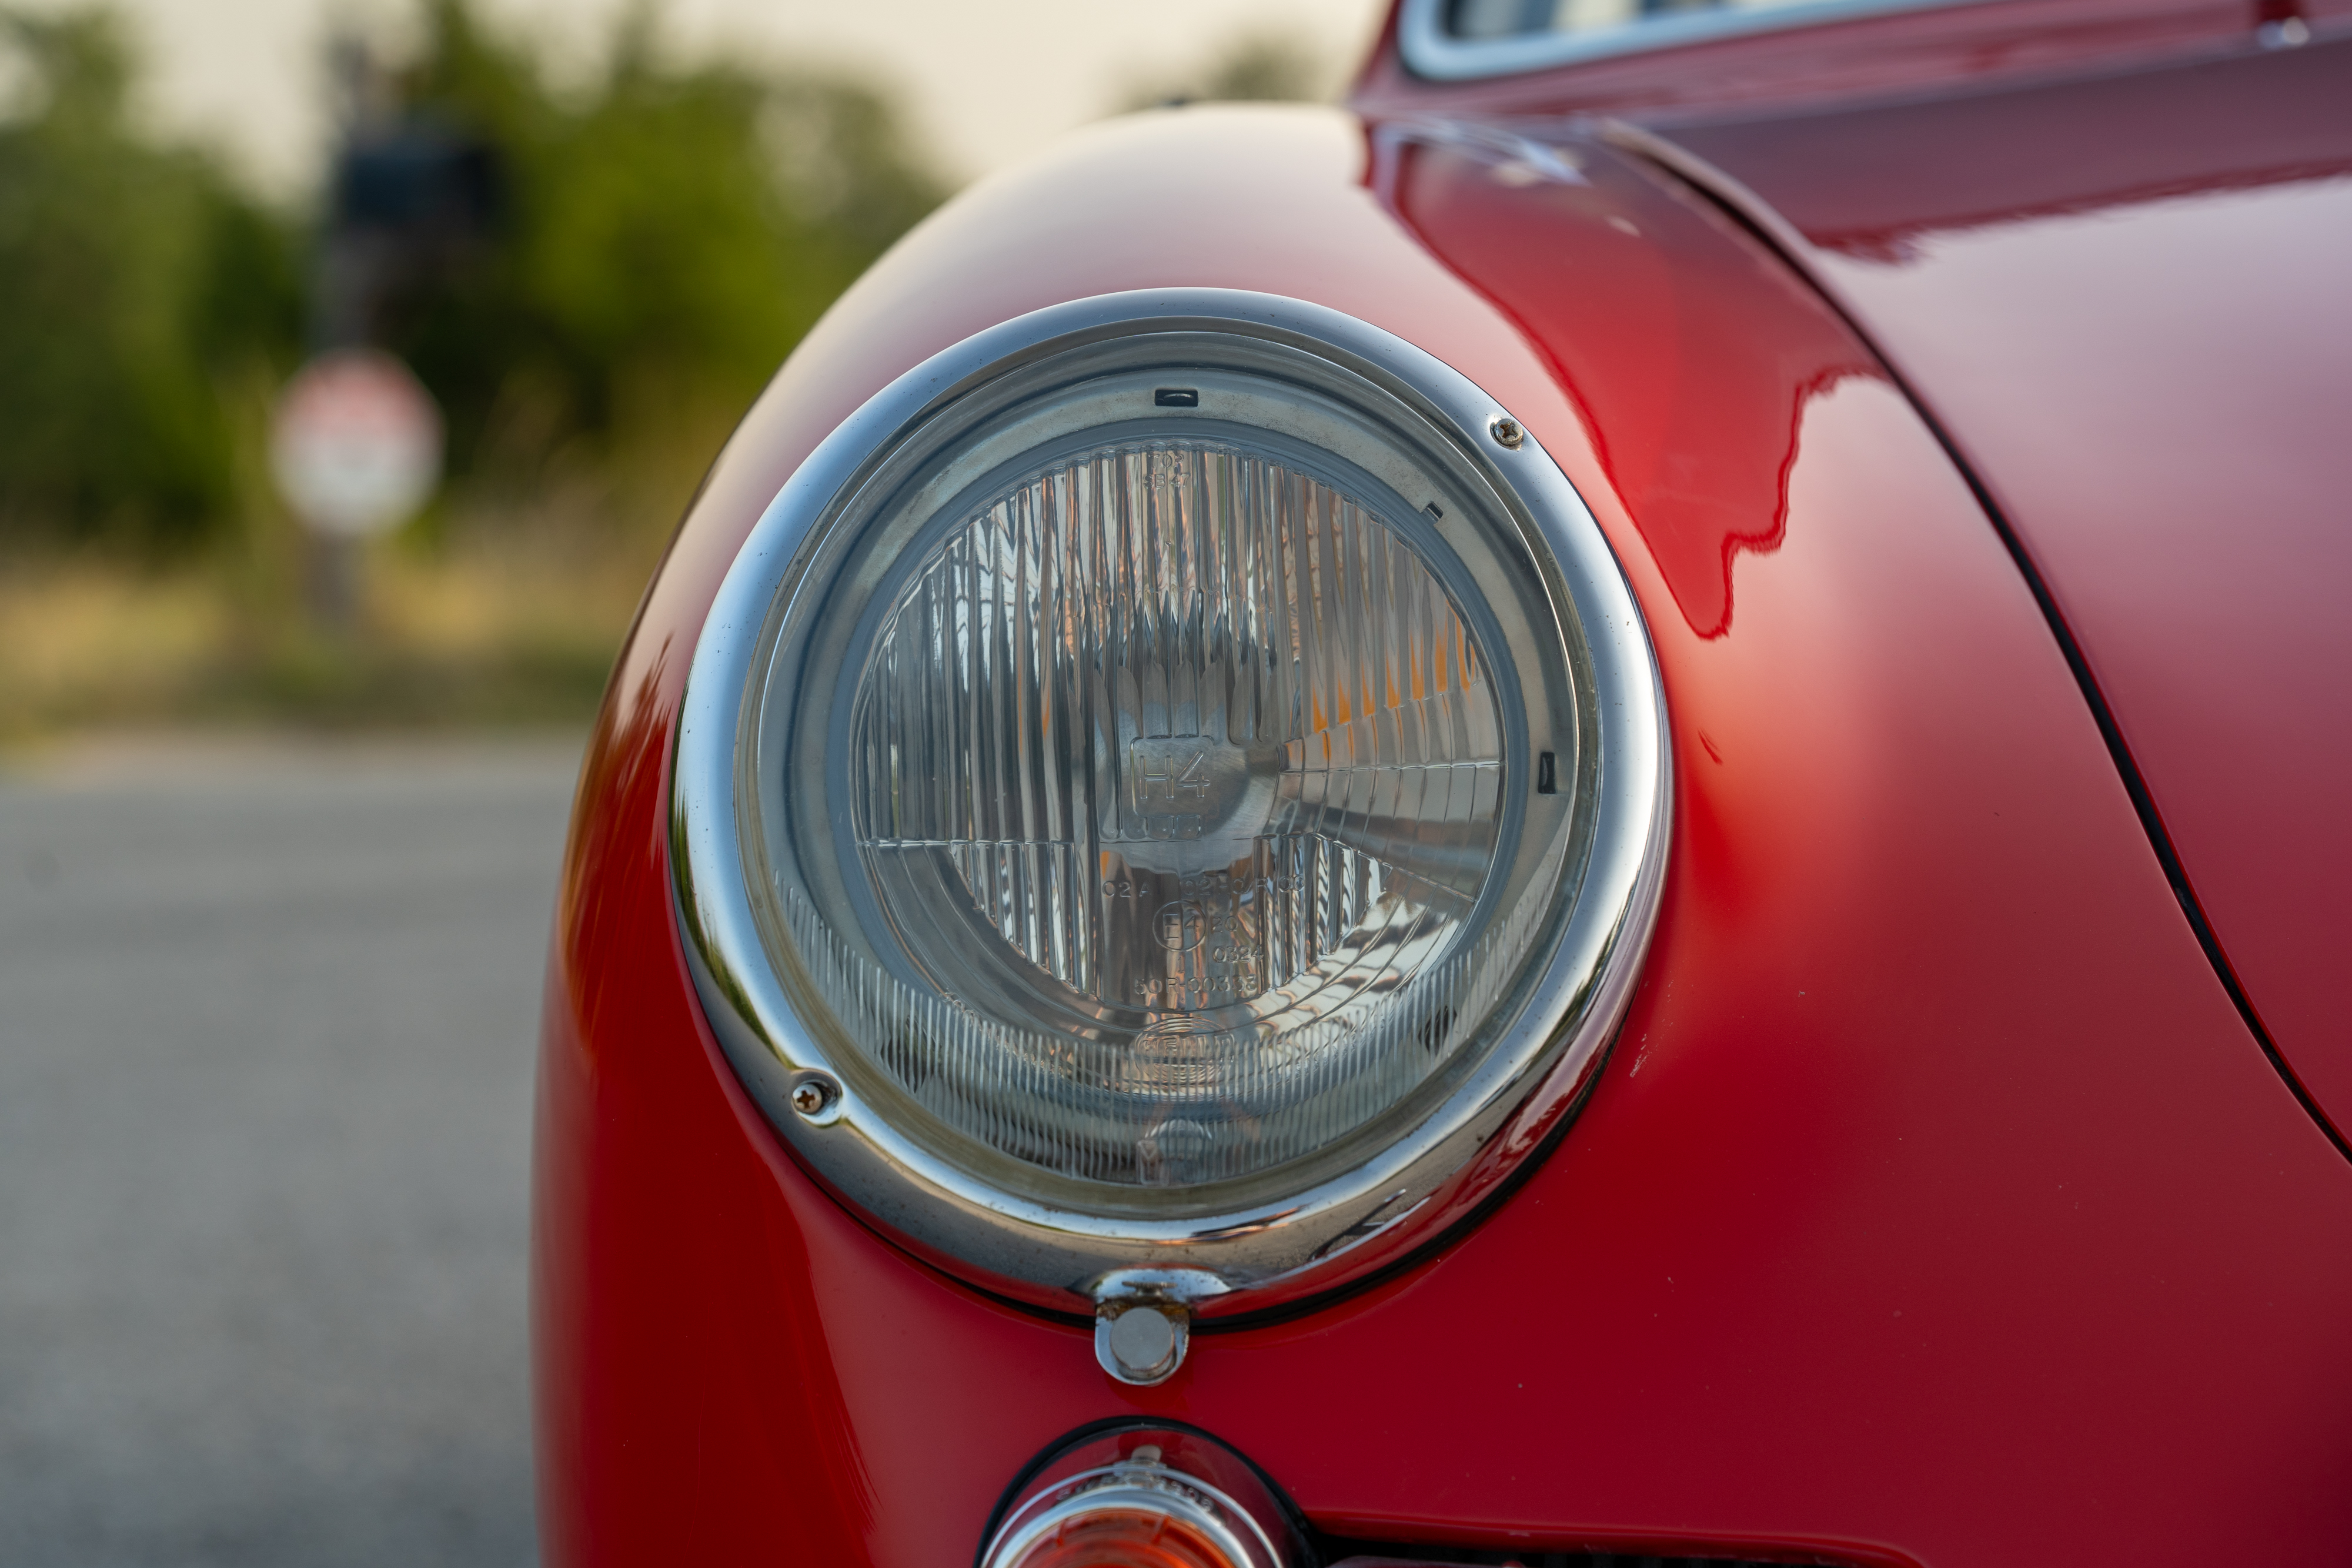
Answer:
[
  {"left": 1651, "top": 35, "right": 2352, "bottom": 1144},
  {"left": 536, "top": 105, "right": 2352, "bottom": 1568},
  {"left": 1366, "top": 123, "right": 1875, "bottom": 641}
]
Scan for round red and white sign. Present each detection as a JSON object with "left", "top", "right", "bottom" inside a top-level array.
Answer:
[{"left": 270, "top": 349, "right": 444, "bottom": 539}]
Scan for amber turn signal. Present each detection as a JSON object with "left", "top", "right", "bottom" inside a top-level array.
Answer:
[
  {"left": 999, "top": 1503, "right": 1246, "bottom": 1568},
  {"left": 980, "top": 1435, "right": 1290, "bottom": 1568}
]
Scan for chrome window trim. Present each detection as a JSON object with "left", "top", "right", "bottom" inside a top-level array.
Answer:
[
  {"left": 670, "top": 289, "right": 1669, "bottom": 1319},
  {"left": 1396, "top": 0, "right": 1998, "bottom": 82}
]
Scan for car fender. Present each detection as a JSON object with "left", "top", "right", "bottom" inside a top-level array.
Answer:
[{"left": 536, "top": 103, "right": 2352, "bottom": 1568}]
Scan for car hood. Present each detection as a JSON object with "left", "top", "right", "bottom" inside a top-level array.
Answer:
[{"left": 1646, "top": 35, "right": 2352, "bottom": 1142}]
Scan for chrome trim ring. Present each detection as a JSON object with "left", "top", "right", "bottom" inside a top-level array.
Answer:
[
  {"left": 671, "top": 289, "right": 1669, "bottom": 1318},
  {"left": 1396, "top": 0, "right": 1998, "bottom": 82}
]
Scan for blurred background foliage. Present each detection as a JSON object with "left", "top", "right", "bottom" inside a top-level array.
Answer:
[
  {"left": 0, "top": 0, "right": 946, "bottom": 732},
  {"left": 0, "top": 8, "right": 302, "bottom": 549},
  {"left": 378, "top": 0, "right": 941, "bottom": 506},
  {"left": 0, "top": 1, "right": 1326, "bottom": 735},
  {"left": 0, "top": 0, "right": 941, "bottom": 553}
]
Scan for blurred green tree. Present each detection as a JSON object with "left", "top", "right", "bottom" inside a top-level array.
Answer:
[
  {"left": 0, "top": 0, "right": 943, "bottom": 551},
  {"left": 0, "top": 9, "right": 303, "bottom": 547},
  {"left": 383, "top": 0, "right": 945, "bottom": 489}
]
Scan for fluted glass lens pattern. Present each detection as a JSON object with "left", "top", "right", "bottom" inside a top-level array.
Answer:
[{"left": 831, "top": 438, "right": 1516, "bottom": 1187}]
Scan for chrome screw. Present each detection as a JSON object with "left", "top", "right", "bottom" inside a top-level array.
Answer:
[
  {"left": 789, "top": 1074, "right": 839, "bottom": 1121},
  {"left": 1489, "top": 416, "right": 1525, "bottom": 450}
]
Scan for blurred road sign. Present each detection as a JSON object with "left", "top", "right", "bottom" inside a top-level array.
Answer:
[{"left": 270, "top": 350, "right": 443, "bottom": 538}]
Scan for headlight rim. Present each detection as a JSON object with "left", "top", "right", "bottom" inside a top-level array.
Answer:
[{"left": 672, "top": 287, "right": 1670, "bottom": 1318}]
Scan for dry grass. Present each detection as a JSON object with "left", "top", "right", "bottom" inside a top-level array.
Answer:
[
  {"left": 0, "top": 566, "right": 235, "bottom": 723},
  {"left": 0, "top": 539, "right": 646, "bottom": 741},
  {"left": 0, "top": 377, "right": 737, "bottom": 743},
  {"left": 0, "top": 477, "right": 705, "bottom": 744}
]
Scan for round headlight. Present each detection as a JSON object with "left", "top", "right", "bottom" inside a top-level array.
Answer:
[{"left": 676, "top": 291, "right": 1666, "bottom": 1322}]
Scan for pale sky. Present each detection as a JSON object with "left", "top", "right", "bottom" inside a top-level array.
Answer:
[{"left": 19, "top": 0, "right": 1392, "bottom": 200}]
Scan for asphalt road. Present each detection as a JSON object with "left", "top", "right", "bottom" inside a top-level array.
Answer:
[{"left": 0, "top": 735, "right": 580, "bottom": 1568}]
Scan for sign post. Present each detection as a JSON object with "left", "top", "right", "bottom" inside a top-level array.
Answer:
[{"left": 269, "top": 349, "right": 443, "bottom": 627}]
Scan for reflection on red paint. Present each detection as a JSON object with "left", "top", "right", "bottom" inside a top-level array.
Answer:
[
  {"left": 1659, "top": 35, "right": 2352, "bottom": 1144},
  {"left": 1662, "top": 39, "right": 2352, "bottom": 262},
  {"left": 535, "top": 641, "right": 882, "bottom": 1564},
  {"left": 1372, "top": 123, "right": 1872, "bottom": 638}
]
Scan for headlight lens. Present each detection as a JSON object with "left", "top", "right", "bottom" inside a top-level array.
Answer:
[
  {"left": 678, "top": 292, "right": 1668, "bottom": 1313},
  {"left": 818, "top": 433, "right": 1519, "bottom": 1191}
]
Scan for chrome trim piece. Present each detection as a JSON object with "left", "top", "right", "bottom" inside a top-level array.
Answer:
[
  {"left": 981, "top": 1456, "right": 1283, "bottom": 1568},
  {"left": 1094, "top": 1299, "right": 1190, "bottom": 1386},
  {"left": 671, "top": 289, "right": 1669, "bottom": 1319},
  {"left": 1091, "top": 1268, "right": 1225, "bottom": 1383},
  {"left": 1396, "top": 0, "right": 1998, "bottom": 82}
]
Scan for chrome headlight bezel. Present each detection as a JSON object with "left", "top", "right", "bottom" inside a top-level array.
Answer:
[{"left": 673, "top": 289, "right": 1669, "bottom": 1318}]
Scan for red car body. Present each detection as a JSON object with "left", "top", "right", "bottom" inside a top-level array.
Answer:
[{"left": 534, "top": 2, "right": 2352, "bottom": 1562}]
